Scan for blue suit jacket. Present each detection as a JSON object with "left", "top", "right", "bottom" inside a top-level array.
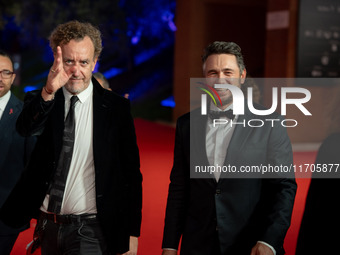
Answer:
[
  {"left": 0, "top": 93, "right": 35, "bottom": 234},
  {"left": 162, "top": 105, "right": 297, "bottom": 255}
]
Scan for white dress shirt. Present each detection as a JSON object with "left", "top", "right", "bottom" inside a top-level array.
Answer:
[
  {"left": 205, "top": 102, "right": 276, "bottom": 255},
  {"left": 165, "top": 103, "right": 276, "bottom": 254},
  {"left": 41, "top": 81, "right": 97, "bottom": 215},
  {"left": 0, "top": 90, "right": 11, "bottom": 120},
  {"left": 206, "top": 103, "right": 237, "bottom": 182}
]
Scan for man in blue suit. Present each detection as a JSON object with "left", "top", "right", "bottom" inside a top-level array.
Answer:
[
  {"left": 0, "top": 50, "right": 35, "bottom": 254},
  {"left": 162, "top": 42, "right": 297, "bottom": 255}
]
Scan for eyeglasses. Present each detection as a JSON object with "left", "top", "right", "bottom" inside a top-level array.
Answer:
[{"left": 0, "top": 70, "right": 15, "bottom": 79}]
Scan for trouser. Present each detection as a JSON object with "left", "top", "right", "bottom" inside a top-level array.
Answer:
[
  {"left": 212, "top": 230, "right": 222, "bottom": 255},
  {"left": 0, "top": 233, "right": 19, "bottom": 255},
  {"left": 180, "top": 230, "right": 222, "bottom": 255},
  {"left": 35, "top": 211, "right": 110, "bottom": 255},
  {"left": 0, "top": 219, "right": 23, "bottom": 255}
]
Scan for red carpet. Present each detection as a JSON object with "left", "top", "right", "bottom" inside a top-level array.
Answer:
[
  {"left": 10, "top": 119, "right": 316, "bottom": 255},
  {"left": 283, "top": 152, "right": 316, "bottom": 255}
]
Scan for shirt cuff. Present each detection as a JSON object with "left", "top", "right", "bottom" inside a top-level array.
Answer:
[{"left": 257, "top": 241, "right": 276, "bottom": 255}]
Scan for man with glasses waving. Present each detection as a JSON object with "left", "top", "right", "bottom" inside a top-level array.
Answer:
[{"left": 0, "top": 50, "right": 36, "bottom": 255}]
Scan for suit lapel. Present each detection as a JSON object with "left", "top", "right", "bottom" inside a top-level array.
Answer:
[
  {"left": 227, "top": 114, "right": 253, "bottom": 160},
  {"left": 92, "top": 79, "right": 111, "bottom": 175},
  {"left": 219, "top": 108, "right": 254, "bottom": 181},
  {"left": 191, "top": 110, "right": 217, "bottom": 185},
  {"left": 0, "top": 94, "right": 21, "bottom": 168},
  {"left": 191, "top": 112, "right": 208, "bottom": 162},
  {"left": 0, "top": 94, "right": 20, "bottom": 143}
]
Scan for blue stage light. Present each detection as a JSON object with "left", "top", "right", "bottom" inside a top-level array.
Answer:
[
  {"left": 23, "top": 85, "right": 39, "bottom": 93},
  {"left": 161, "top": 95, "right": 175, "bottom": 108}
]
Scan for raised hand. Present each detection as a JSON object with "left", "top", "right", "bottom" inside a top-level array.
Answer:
[{"left": 42, "top": 46, "right": 72, "bottom": 100}]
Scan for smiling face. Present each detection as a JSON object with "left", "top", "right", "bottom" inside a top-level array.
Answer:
[
  {"left": 61, "top": 36, "right": 97, "bottom": 94},
  {"left": 0, "top": 55, "right": 16, "bottom": 98},
  {"left": 203, "top": 53, "right": 246, "bottom": 109}
]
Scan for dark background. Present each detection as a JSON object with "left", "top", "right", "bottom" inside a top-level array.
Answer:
[
  {"left": 296, "top": 0, "right": 340, "bottom": 78},
  {"left": 0, "top": 0, "right": 176, "bottom": 121}
]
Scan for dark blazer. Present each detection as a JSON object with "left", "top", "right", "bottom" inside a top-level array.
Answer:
[
  {"left": 0, "top": 78, "right": 142, "bottom": 254},
  {"left": 162, "top": 105, "right": 297, "bottom": 255},
  {"left": 0, "top": 93, "right": 35, "bottom": 234},
  {"left": 296, "top": 133, "right": 340, "bottom": 254}
]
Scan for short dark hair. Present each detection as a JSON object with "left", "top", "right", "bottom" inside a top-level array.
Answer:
[
  {"left": 49, "top": 20, "right": 103, "bottom": 59},
  {"left": 0, "top": 50, "right": 14, "bottom": 70},
  {"left": 202, "top": 41, "right": 245, "bottom": 73}
]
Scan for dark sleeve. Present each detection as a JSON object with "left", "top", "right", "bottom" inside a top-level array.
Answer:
[
  {"left": 16, "top": 89, "right": 55, "bottom": 137},
  {"left": 24, "top": 136, "right": 37, "bottom": 165},
  {"left": 296, "top": 133, "right": 340, "bottom": 254},
  {"left": 162, "top": 116, "right": 190, "bottom": 249},
  {"left": 259, "top": 116, "right": 297, "bottom": 254}
]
